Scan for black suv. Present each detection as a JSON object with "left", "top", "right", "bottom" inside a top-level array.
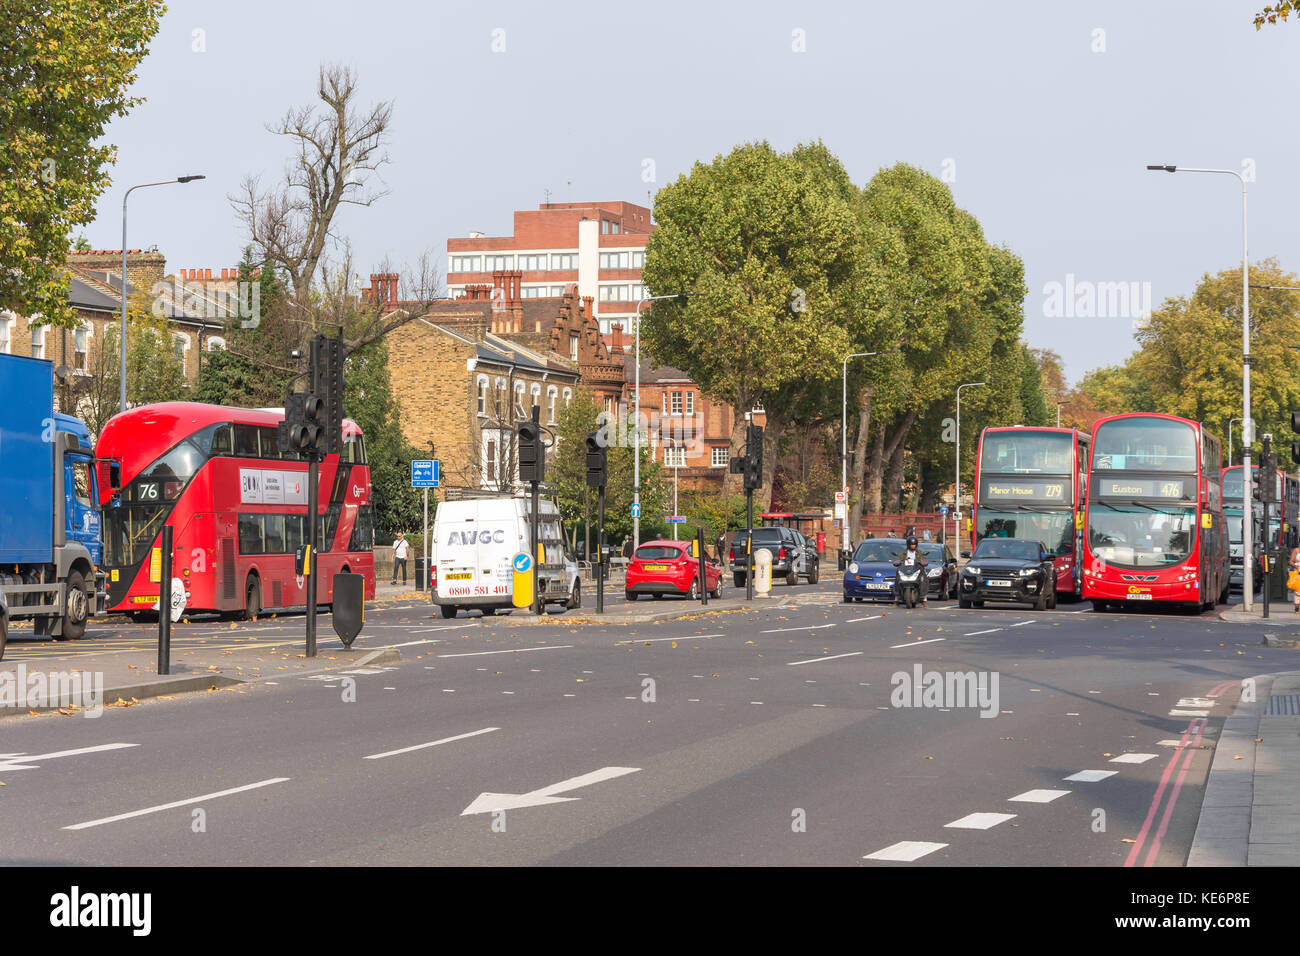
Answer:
[
  {"left": 958, "top": 537, "right": 1057, "bottom": 610},
  {"left": 729, "top": 527, "right": 820, "bottom": 587}
]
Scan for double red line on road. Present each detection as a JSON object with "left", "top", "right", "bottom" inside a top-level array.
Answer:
[{"left": 1123, "top": 679, "right": 1233, "bottom": 866}]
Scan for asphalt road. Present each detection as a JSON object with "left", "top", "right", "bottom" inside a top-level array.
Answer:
[{"left": 0, "top": 581, "right": 1287, "bottom": 866}]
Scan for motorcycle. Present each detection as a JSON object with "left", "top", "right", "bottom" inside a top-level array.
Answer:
[{"left": 894, "top": 554, "right": 927, "bottom": 608}]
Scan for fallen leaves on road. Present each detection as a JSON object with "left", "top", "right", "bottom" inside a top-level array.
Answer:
[
  {"left": 108, "top": 697, "right": 139, "bottom": 708},
  {"left": 1233, "top": 755, "right": 1244, "bottom": 760},
  {"left": 923, "top": 755, "right": 934, "bottom": 760},
  {"left": 1121, "top": 838, "right": 1136, "bottom": 844}
]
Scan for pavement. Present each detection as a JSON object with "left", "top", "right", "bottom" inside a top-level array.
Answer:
[{"left": 2, "top": 581, "right": 1297, "bottom": 867}]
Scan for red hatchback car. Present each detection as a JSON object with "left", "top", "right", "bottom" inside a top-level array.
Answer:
[{"left": 625, "top": 540, "right": 723, "bottom": 601}]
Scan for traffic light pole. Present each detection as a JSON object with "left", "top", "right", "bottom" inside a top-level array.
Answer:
[
  {"left": 306, "top": 454, "right": 318, "bottom": 656},
  {"left": 596, "top": 484, "right": 605, "bottom": 614},
  {"left": 745, "top": 487, "right": 754, "bottom": 601}
]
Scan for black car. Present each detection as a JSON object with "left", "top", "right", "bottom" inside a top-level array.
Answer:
[
  {"left": 919, "top": 542, "right": 959, "bottom": 600},
  {"left": 958, "top": 537, "right": 1057, "bottom": 610},
  {"left": 729, "top": 527, "right": 819, "bottom": 587}
]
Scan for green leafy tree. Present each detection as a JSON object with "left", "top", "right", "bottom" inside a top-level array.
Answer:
[
  {"left": 345, "top": 338, "right": 424, "bottom": 536},
  {"left": 641, "top": 141, "right": 862, "bottom": 510},
  {"left": 0, "top": 0, "right": 165, "bottom": 327}
]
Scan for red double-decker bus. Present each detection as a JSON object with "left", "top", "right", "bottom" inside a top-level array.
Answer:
[
  {"left": 1082, "top": 413, "right": 1227, "bottom": 612},
  {"left": 972, "top": 426, "right": 1090, "bottom": 599},
  {"left": 96, "top": 402, "right": 375, "bottom": 618}
]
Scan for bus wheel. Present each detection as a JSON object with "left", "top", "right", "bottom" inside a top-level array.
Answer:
[
  {"left": 439, "top": 605, "right": 457, "bottom": 619},
  {"left": 243, "top": 575, "right": 261, "bottom": 621},
  {"left": 62, "top": 570, "right": 89, "bottom": 640},
  {"left": 1091, "top": 600, "right": 1107, "bottom": 612}
]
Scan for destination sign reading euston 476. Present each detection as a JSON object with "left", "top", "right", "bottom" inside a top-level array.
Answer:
[
  {"left": 979, "top": 477, "right": 1068, "bottom": 503},
  {"left": 1095, "top": 477, "right": 1190, "bottom": 500}
]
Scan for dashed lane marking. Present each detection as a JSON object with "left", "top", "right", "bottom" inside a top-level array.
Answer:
[
  {"left": 787, "top": 651, "right": 864, "bottom": 667},
  {"left": 65, "top": 777, "right": 290, "bottom": 830},
  {"left": 760, "top": 624, "right": 838, "bottom": 634},
  {"left": 963, "top": 628, "right": 1002, "bottom": 636},
  {"left": 864, "top": 841, "right": 948, "bottom": 862},
  {"left": 364, "top": 727, "right": 499, "bottom": 760},
  {"left": 1009, "top": 789, "right": 1071, "bottom": 803},
  {"left": 945, "top": 812, "right": 1017, "bottom": 830},
  {"left": 1065, "top": 770, "right": 1118, "bottom": 782},
  {"left": 889, "top": 638, "right": 946, "bottom": 648},
  {"left": 437, "top": 645, "right": 574, "bottom": 659},
  {"left": 614, "top": 634, "right": 721, "bottom": 645},
  {"left": 1109, "top": 753, "right": 1158, "bottom": 764}
]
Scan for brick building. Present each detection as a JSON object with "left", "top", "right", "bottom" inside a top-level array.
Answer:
[
  {"left": 625, "top": 362, "right": 738, "bottom": 491},
  {"left": 1, "top": 250, "right": 238, "bottom": 426},
  {"left": 378, "top": 272, "right": 595, "bottom": 492},
  {"left": 446, "top": 201, "right": 652, "bottom": 336}
]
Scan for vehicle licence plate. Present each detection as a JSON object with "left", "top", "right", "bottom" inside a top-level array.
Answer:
[
  {"left": 985, "top": 579, "right": 1012, "bottom": 587},
  {"left": 644, "top": 564, "right": 668, "bottom": 571},
  {"left": 444, "top": 572, "right": 471, "bottom": 580},
  {"left": 866, "top": 583, "right": 891, "bottom": 590}
]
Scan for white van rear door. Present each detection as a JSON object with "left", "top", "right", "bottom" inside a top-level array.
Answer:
[{"left": 475, "top": 512, "right": 515, "bottom": 601}]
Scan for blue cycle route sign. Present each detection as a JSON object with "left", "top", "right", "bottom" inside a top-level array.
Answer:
[{"left": 412, "top": 460, "right": 439, "bottom": 488}]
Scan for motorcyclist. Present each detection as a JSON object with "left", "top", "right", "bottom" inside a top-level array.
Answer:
[{"left": 894, "top": 535, "right": 929, "bottom": 606}]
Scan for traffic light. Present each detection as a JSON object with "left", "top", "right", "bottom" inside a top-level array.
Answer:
[
  {"left": 311, "top": 334, "right": 345, "bottom": 455},
  {"left": 518, "top": 418, "right": 544, "bottom": 483},
  {"left": 1261, "top": 447, "right": 1278, "bottom": 503},
  {"left": 294, "top": 394, "right": 325, "bottom": 459},
  {"left": 585, "top": 433, "right": 607, "bottom": 488},
  {"left": 278, "top": 392, "right": 306, "bottom": 456},
  {"left": 747, "top": 424, "right": 763, "bottom": 477},
  {"left": 743, "top": 424, "right": 763, "bottom": 491},
  {"left": 729, "top": 455, "right": 746, "bottom": 475},
  {"left": 1291, "top": 411, "right": 1300, "bottom": 465}
]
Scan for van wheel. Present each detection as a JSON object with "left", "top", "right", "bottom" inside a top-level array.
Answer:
[
  {"left": 61, "top": 570, "right": 89, "bottom": 640},
  {"left": 439, "top": 605, "right": 457, "bottom": 619},
  {"left": 808, "top": 561, "right": 820, "bottom": 584},
  {"left": 243, "top": 575, "right": 261, "bottom": 621},
  {"left": 566, "top": 582, "right": 581, "bottom": 610},
  {"left": 733, "top": 573, "right": 745, "bottom": 589}
]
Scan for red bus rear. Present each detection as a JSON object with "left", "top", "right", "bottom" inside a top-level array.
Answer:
[
  {"left": 96, "top": 402, "right": 375, "bottom": 617},
  {"left": 1082, "top": 413, "right": 1227, "bottom": 611},
  {"left": 972, "top": 426, "right": 1090, "bottom": 599}
]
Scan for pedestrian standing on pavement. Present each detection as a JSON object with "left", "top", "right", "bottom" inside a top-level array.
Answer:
[
  {"left": 622, "top": 535, "right": 633, "bottom": 559},
  {"left": 715, "top": 529, "right": 727, "bottom": 565},
  {"left": 392, "top": 531, "right": 410, "bottom": 586},
  {"left": 1289, "top": 544, "right": 1300, "bottom": 612}
]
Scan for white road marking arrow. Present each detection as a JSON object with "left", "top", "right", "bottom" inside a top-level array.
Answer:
[
  {"left": 0, "top": 742, "right": 138, "bottom": 772},
  {"left": 461, "top": 766, "right": 641, "bottom": 815}
]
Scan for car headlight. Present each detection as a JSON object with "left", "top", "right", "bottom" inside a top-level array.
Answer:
[
  {"left": 965, "top": 566, "right": 980, "bottom": 576},
  {"left": 848, "top": 563, "right": 858, "bottom": 574},
  {"left": 927, "top": 567, "right": 941, "bottom": 576}
]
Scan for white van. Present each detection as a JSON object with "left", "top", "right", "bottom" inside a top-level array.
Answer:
[{"left": 430, "top": 496, "right": 581, "bottom": 618}]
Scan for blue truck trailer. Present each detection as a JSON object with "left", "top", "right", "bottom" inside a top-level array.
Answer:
[{"left": 0, "top": 353, "right": 108, "bottom": 659}]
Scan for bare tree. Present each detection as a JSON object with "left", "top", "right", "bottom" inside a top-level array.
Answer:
[{"left": 231, "top": 63, "right": 394, "bottom": 311}]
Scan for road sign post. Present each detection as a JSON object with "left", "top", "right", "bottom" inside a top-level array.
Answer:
[
  {"left": 411, "top": 459, "right": 438, "bottom": 594},
  {"left": 158, "top": 524, "right": 172, "bottom": 675}
]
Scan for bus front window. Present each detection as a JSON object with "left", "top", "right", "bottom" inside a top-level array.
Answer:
[{"left": 1087, "top": 504, "right": 1195, "bottom": 568}]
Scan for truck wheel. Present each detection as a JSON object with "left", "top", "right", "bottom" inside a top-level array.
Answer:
[
  {"left": 62, "top": 570, "right": 89, "bottom": 640},
  {"left": 787, "top": 568, "right": 798, "bottom": 586},
  {"left": 566, "top": 582, "right": 581, "bottom": 610},
  {"left": 439, "top": 605, "right": 457, "bottom": 619},
  {"left": 243, "top": 575, "right": 261, "bottom": 621},
  {"left": 734, "top": 573, "right": 745, "bottom": 589},
  {"left": 808, "top": 561, "right": 820, "bottom": 585}
]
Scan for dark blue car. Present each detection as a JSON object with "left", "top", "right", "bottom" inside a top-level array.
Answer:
[{"left": 842, "top": 538, "right": 907, "bottom": 603}]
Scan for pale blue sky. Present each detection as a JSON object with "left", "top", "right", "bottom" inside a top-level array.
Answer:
[{"left": 83, "top": 0, "right": 1300, "bottom": 383}]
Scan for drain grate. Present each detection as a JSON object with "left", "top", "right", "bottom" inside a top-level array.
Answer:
[{"left": 1264, "top": 694, "right": 1300, "bottom": 716}]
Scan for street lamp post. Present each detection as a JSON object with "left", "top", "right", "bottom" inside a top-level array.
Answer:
[
  {"left": 1147, "top": 164, "right": 1251, "bottom": 608},
  {"left": 841, "top": 351, "right": 880, "bottom": 556},
  {"left": 955, "top": 381, "right": 987, "bottom": 550},
  {"left": 120, "top": 175, "right": 205, "bottom": 414},
  {"left": 631, "top": 293, "right": 695, "bottom": 549},
  {"left": 1057, "top": 403, "right": 1065, "bottom": 428}
]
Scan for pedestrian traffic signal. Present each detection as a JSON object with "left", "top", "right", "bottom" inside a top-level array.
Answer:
[
  {"left": 518, "top": 417, "right": 544, "bottom": 483},
  {"left": 585, "top": 433, "right": 607, "bottom": 488},
  {"left": 278, "top": 392, "right": 306, "bottom": 456}
]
